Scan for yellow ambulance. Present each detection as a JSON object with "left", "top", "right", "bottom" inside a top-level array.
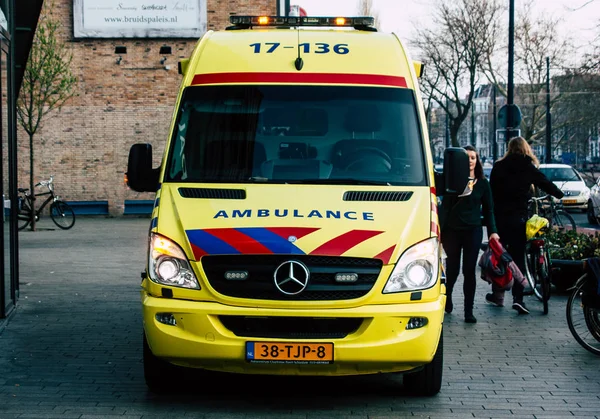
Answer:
[{"left": 126, "top": 15, "right": 469, "bottom": 396}]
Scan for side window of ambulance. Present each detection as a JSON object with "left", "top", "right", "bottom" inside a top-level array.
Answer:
[{"left": 168, "top": 107, "right": 190, "bottom": 180}]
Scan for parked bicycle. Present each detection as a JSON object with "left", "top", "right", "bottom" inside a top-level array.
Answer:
[
  {"left": 523, "top": 209, "right": 551, "bottom": 314},
  {"left": 18, "top": 175, "right": 75, "bottom": 230},
  {"left": 528, "top": 194, "right": 576, "bottom": 232},
  {"left": 566, "top": 259, "right": 600, "bottom": 356}
]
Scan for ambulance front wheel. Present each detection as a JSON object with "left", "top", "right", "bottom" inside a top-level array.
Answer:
[
  {"left": 402, "top": 330, "right": 443, "bottom": 396},
  {"left": 143, "top": 333, "right": 181, "bottom": 393}
]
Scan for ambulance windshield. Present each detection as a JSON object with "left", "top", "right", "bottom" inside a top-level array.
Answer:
[{"left": 166, "top": 85, "right": 426, "bottom": 186}]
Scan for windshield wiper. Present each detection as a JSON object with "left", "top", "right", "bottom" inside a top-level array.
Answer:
[
  {"left": 291, "top": 178, "right": 392, "bottom": 186},
  {"left": 188, "top": 177, "right": 390, "bottom": 185},
  {"left": 183, "top": 177, "right": 286, "bottom": 184}
]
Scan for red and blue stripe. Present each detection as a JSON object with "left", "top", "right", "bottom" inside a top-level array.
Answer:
[{"left": 186, "top": 227, "right": 395, "bottom": 263}]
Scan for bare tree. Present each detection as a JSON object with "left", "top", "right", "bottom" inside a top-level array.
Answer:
[
  {"left": 553, "top": 72, "right": 600, "bottom": 159},
  {"left": 16, "top": 4, "right": 77, "bottom": 231},
  {"left": 356, "top": 0, "right": 380, "bottom": 29},
  {"left": 412, "top": 0, "right": 503, "bottom": 146},
  {"left": 483, "top": 0, "right": 574, "bottom": 145}
]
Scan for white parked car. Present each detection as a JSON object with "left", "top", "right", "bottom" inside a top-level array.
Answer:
[
  {"left": 588, "top": 175, "right": 600, "bottom": 224},
  {"left": 538, "top": 164, "right": 590, "bottom": 212}
]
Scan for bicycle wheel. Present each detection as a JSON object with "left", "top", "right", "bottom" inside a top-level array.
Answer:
[
  {"left": 524, "top": 242, "right": 537, "bottom": 296},
  {"left": 50, "top": 201, "right": 75, "bottom": 230},
  {"left": 566, "top": 275, "right": 600, "bottom": 356},
  {"left": 553, "top": 210, "right": 576, "bottom": 232},
  {"left": 537, "top": 252, "right": 550, "bottom": 315},
  {"left": 17, "top": 199, "right": 32, "bottom": 231}
]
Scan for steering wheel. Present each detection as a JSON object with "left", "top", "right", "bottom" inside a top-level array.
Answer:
[{"left": 343, "top": 147, "right": 392, "bottom": 173}]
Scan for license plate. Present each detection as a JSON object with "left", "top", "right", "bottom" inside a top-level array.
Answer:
[
  {"left": 246, "top": 342, "right": 334, "bottom": 364},
  {"left": 562, "top": 199, "right": 577, "bottom": 204}
]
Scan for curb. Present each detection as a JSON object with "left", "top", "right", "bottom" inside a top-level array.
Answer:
[
  {"left": 577, "top": 227, "right": 599, "bottom": 235},
  {"left": 0, "top": 306, "right": 16, "bottom": 335}
]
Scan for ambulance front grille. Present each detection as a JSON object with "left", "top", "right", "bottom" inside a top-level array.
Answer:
[
  {"left": 343, "top": 191, "right": 413, "bottom": 201},
  {"left": 219, "top": 316, "right": 364, "bottom": 339},
  {"left": 178, "top": 187, "right": 246, "bottom": 199},
  {"left": 202, "top": 255, "right": 382, "bottom": 301}
]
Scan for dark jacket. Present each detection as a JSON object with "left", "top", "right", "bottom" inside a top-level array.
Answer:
[
  {"left": 439, "top": 177, "right": 497, "bottom": 234},
  {"left": 490, "top": 154, "right": 564, "bottom": 220}
]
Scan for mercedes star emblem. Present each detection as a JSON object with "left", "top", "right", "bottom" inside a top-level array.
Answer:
[{"left": 273, "top": 260, "right": 310, "bottom": 295}]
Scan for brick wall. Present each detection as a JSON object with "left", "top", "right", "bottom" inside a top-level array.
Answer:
[{"left": 18, "top": 0, "right": 276, "bottom": 215}]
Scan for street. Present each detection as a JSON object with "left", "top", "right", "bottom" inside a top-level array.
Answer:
[
  {"left": 568, "top": 210, "right": 599, "bottom": 231},
  {"left": 0, "top": 217, "right": 599, "bottom": 418}
]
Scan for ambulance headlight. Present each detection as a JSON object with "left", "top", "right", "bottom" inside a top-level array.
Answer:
[
  {"left": 149, "top": 233, "right": 200, "bottom": 289},
  {"left": 383, "top": 238, "right": 439, "bottom": 293}
]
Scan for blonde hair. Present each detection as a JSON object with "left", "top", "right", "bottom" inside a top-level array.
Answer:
[{"left": 502, "top": 136, "right": 539, "bottom": 167}]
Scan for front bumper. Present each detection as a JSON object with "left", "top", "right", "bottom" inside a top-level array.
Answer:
[
  {"left": 560, "top": 196, "right": 588, "bottom": 210},
  {"left": 142, "top": 292, "right": 445, "bottom": 376}
]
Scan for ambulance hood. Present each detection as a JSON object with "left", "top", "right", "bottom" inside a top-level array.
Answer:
[{"left": 155, "top": 184, "right": 434, "bottom": 265}]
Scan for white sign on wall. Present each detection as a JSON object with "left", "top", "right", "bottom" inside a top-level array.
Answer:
[
  {"left": 73, "top": 0, "right": 207, "bottom": 38},
  {"left": 0, "top": 9, "right": 7, "bottom": 32}
]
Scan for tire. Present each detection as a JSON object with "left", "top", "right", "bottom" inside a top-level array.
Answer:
[
  {"left": 537, "top": 253, "right": 550, "bottom": 315},
  {"left": 553, "top": 210, "right": 576, "bottom": 232},
  {"left": 403, "top": 330, "right": 443, "bottom": 396},
  {"left": 143, "top": 333, "right": 180, "bottom": 393},
  {"left": 17, "top": 199, "right": 32, "bottom": 231},
  {"left": 524, "top": 242, "right": 537, "bottom": 297},
  {"left": 566, "top": 277, "right": 600, "bottom": 356},
  {"left": 50, "top": 201, "right": 75, "bottom": 230},
  {"left": 588, "top": 200, "right": 599, "bottom": 225},
  {"left": 18, "top": 210, "right": 31, "bottom": 231}
]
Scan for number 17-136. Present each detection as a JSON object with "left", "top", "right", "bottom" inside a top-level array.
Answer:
[{"left": 249, "top": 43, "right": 350, "bottom": 54}]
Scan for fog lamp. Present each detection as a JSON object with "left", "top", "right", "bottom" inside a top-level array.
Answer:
[
  {"left": 406, "top": 317, "right": 428, "bottom": 330},
  {"left": 156, "top": 313, "right": 177, "bottom": 326}
]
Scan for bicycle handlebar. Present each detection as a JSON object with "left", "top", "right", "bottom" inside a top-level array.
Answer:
[
  {"left": 23, "top": 176, "right": 55, "bottom": 195},
  {"left": 34, "top": 175, "right": 54, "bottom": 188},
  {"left": 530, "top": 195, "right": 550, "bottom": 202}
]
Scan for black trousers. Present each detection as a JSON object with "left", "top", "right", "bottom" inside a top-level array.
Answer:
[
  {"left": 495, "top": 216, "right": 527, "bottom": 303},
  {"left": 442, "top": 226, "right": 483, "bottom": 314}
]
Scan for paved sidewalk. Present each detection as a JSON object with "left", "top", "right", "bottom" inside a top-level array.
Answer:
[{"left": 0, "top": 217, "right": 599, "bottom": 419}]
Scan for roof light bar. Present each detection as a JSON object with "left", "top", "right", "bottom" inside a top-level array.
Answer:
[{"left": 229, "top": 16, "right": 375, "bottom": 28}]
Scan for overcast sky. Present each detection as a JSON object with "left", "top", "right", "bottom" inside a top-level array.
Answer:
[{"left": 293, "top": 0, "right": 599, "bottom": 58}]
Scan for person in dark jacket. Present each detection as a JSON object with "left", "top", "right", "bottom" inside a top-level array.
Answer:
[
  {"left": 488, "top": 136, "right": 564, "bottom": 314},
  {"left": 440, "top": 145, "right": 499, "bottom": 323}
]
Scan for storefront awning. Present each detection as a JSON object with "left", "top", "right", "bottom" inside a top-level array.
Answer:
[{"left": 14, "top": 0, "right": 44, "bottom": 95}]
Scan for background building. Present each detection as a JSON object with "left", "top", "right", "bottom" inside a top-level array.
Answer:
[
  {"left": 2, "top": 0, "right": 282, "bottom": 319},
  {"left": 16, "top": 0, "right": 276, "bottom": 217}
]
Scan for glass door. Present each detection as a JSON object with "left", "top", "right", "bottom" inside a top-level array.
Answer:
[{"left": 1, "top": 32, "right": 13, "bottom": 318}]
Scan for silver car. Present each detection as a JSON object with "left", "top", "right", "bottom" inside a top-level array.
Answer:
[
  {"left": 588, "top": 175, "right": 600, "bottom": 224},
  {"left": 539, "top": 164, "right": 590, "bottom": 212}
]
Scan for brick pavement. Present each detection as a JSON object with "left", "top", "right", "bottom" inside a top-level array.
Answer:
[{"left": 0, "top": 217, "right": 599, "bottom": 419}]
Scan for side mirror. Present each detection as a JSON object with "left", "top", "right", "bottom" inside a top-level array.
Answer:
[
  {"left": 443, "top": 147, "right": 471, "bottom": 196},
  {"left": 413, "top": 60, "right": 424, "bottom": 78},
  {"left": 126, "top": 143, "right": 159, "bottom": 193},
  {"left": 178, "top": 59, "right": 190, "bottom": 75}
]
